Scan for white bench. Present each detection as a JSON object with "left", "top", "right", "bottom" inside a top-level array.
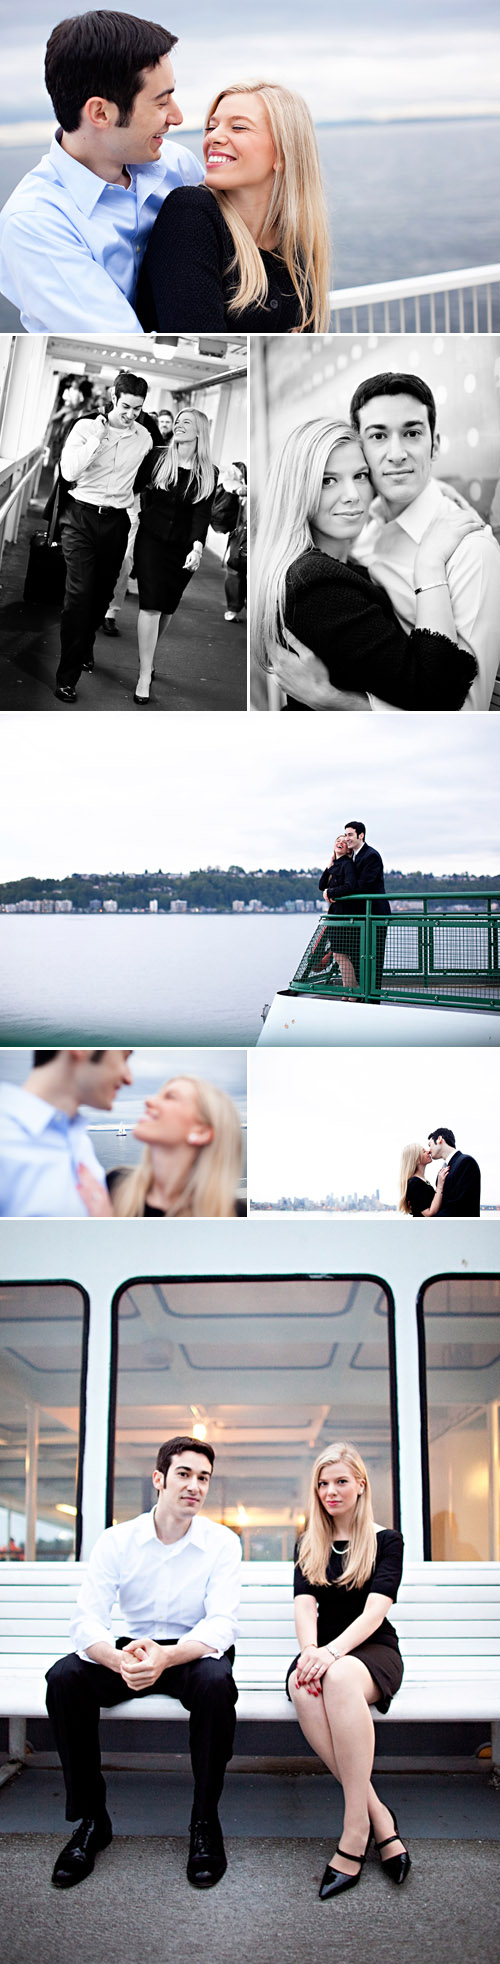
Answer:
[{"left": 2, "top": 1559, "right": 500, "bottom": 1776}]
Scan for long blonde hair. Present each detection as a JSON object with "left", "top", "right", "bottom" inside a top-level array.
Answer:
[
  {"left": 297, "top": 1442, "right": 378, "bottom": 1591},
  {"left": 112, "top": 1077, "right": 243, "bottom": 1218},
  {"left": 151, "top": 410, "right": 215, "bottom": 501},
  {"left": 252, "top": 419, "right": 363, "bottom": 671},
  {"left": 398, "top": 1143, "right": 430, "bottom": 1215},
  {"left": 205, "top": 82, "right": 330, "bottom": 332}
]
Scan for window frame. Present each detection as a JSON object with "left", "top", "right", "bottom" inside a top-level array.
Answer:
[
  {"left": 0, "top": 1275, "right": 90, "bottom": 1562},
  {"left": 417, "top": 1269, "right": 500, "bottom": 1561}
]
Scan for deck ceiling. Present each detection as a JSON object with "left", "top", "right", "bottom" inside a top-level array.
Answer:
[{"left": 46, "top": 335, "right": 246, "bottom": 392}]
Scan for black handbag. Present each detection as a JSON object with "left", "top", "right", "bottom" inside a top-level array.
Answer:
[{"left": 23, "top": 480, "right": 66, "bottom": 606}]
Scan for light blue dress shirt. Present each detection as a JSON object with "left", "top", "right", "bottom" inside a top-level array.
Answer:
[
  {"left": 0, "top": 1082, "right": 107, "bottom": 1217},
  {"left": 0, "top": 131, "right": 204, "bottom": 332}
]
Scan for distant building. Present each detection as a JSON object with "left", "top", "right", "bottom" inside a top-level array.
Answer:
[
  {"left": 54, "top": 899, "right": 72, "bottom": 912},
  {"left": 149, "top": 899, "right": 158, "bottom": 913},
  {"left": 102, "top": 900, "right": 117, "bottom": 913},
  {"left": 170, "top": 899, "right": 187, "bottom": 914}
]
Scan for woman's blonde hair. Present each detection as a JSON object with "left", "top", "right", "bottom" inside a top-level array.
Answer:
[
  {"left": 297, "top": 1442, "right": 377, "bottom": 1591},
  {"left": 398, "top": 1144, "right": 430, "bottom": 1214},
  {"left": 204, "top": 81, "right": 331, "bottom": 332},
  {"left": 112, "top": 1077, "right": 243, "bottom": 1218},
  {"left": 151, "top": 409, "right": 215, "bottom": 501},
  {"left": 251, "top": 419, "right": 365, "bottom": 670}
]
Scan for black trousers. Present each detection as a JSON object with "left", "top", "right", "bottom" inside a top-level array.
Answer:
[
  {"left": 57, "top": 502, "right": 130, "bottom": 687},
  {"left": 46, "top": 1644, "right": 237, "bottom": 1823}
]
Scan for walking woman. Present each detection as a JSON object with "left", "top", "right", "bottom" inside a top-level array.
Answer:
[
  {"left": 288, "top": 1444, "right": 411, "bottom": 1898},
  {"left": 137, "top": 82, "right": 330, "bottom": 334},
  {"left": 133, "top": 408, "right": 218, "bottom": 703}
]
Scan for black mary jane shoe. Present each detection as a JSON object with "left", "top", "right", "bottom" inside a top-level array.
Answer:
[
  {"left": 133, "top": 690, "right": 151, "bottom": 704},
  {"left": 51, "top": 1810, "right": 113, "bottom": 1889},
  {"left": 319, "top": 1829, "right": 372, "bottom": 1899},
  {"left": 375, "top": 1808, "right": 411, "bottom": 1884},
  {"left": 187, "top": 1813, "right": 227, "bottom": 1890},
  {"left": 54, "top": 684, "right": 77, "bottom": 702}
]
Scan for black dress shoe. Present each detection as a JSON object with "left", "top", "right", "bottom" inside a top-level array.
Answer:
[
  {"left": 54, "top": 684, "right": 77, "bottom": 702},
  {"left": 51, "top": 1811, "right": 113, "bottom": 1890},
  {"left": 375, "top": 1807, "right": 411, "bottom": 1884},
  {"left": 319, "top": 1829, "right": 372, "bottom": 1899},
  {"left": 187, "top": 1813, "right": 227, "bottom": 1889},
  {"left": 100, "top": 619, "right": 120, "bottom": 637},
  {"left": 81, "top": 658, "right": 94, "bottom": 672}
]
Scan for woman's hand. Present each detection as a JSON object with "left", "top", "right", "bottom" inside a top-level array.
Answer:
[
  {"left": 295, "top": 1644, "right": 334, "bottom": 1693},
  {"left": 415, "top": 505, "right": 484, "bottom": 582},
  {"left": 76, "top": 1164, "right": 114, "bottom": 1218},
  {"left": 436, "top": 1165, "right": 449, "bottom": 1191},
  {"left": 184, "top": 544, "right": 203, "bottom": 571}
]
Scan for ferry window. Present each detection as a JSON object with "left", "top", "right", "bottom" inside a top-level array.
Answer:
[
  {"left": 419, "top": 1275, "right": 500, "bottom": 1560},
  {"left": 110, "top": 1274, "right": 398, "bottom": 1556},
  {"left": 0, "top": 1283, "right": 88, "bottom": 1562}
]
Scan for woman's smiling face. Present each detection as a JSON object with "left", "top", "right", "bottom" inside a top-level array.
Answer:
[
  {"left": 203, "top": 93, "right": 276, "bottom": 195},
  {"left": 310, "top": 441, "right": 374, "bottom": 544}
]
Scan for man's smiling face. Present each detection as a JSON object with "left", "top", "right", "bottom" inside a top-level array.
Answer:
[
  {"left": 107, "top": 53, "right": 183, "bottom": 165},
  {"left": 356, "top": 393, "right": 437, "bottom": 514}
]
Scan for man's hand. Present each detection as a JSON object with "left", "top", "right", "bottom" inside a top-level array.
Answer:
[
  {"left": 119, "top": 1638, "right": 168, "bottom": 1688},
  {"left": 266, "top": 631, "right": 369, "bottom": 710}
]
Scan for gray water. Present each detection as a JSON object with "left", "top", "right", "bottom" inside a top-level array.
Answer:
[
  {"left": 0, "top": 119, "right": 498, "bottom": 329},
  {"left": 0, "top": 913, "right": 310, "bottom": 1045}
]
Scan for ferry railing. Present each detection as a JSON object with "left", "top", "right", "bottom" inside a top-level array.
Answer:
[
  {"left": 289, "top": 894, "right": 500, "bottom": 1011},
  {"left": 328, "top": 263, "right": 500, "bottom": 334},
  {"left": 0, "top": 447, "right": 45, "bottom": 568}
]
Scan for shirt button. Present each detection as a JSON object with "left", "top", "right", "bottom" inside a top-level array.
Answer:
[
  {"left": 269, "top": 298, "right": 278, "bottom": 310},
  {"left": 136, "top": 245, "right": 141, "bottom": 254}
]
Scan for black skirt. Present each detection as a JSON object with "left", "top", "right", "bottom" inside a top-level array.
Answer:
[
  {"left": 134, "top": 530, "right": 193, "bottom": 615},
  {"left": 286, "top": 1640, "right": 403, "bottom": 1715}
]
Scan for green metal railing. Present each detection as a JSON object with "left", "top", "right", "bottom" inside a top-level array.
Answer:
[{"left": 289, "top": 894, "right": 500, "bottom": 1012}]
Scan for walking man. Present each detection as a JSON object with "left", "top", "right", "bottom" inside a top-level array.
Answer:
[{"left": 55, "top": 369, "right": 152, "bottom": 700}]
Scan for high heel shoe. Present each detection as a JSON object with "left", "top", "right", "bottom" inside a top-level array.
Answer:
[
  {"left": 319, "top": 1828, "right": 372, "bottom": 1899},
  {"left": 374, "top": 1808, "right": 411, "bottom": 1884},
  {"left": 133, "top": 691, "right": 150, "bottom": 704}
]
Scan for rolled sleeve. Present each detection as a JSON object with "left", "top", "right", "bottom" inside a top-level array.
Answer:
[
  {"left": 189, "top": 1532, "right": 242, "bottom": 1656},
  {"left": 69, "top": 1530, "right": 121, "bottom": 1662},
  {"left": 60, "top": 420, "right": 104, "bottom": 482}
]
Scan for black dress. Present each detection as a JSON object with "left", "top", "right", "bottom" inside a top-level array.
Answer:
[
  {"left": 137, "top": 184, "right": 310, "bottom": 334},
  {"left": 287, "top": 1528, "right": 404, "bottom": 1713},
  {"left": 283, "top": 549, "right": 477, "bottom": 710},
  {"left": 406, "top": 1175, "right": 433, "bottom": 1217},
  {"left": 134, "top": 457, "right": 218, "bottom": 615}
]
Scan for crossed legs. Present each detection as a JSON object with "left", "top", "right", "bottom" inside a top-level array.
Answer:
[{"left": 290, "top": 1657, "right": 405, "bottom": 1875}]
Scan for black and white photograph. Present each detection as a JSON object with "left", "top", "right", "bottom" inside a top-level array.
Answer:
[
  {"left": 0, "top": 332, "right": 247, "bottom": 709},
  {"left": 250, "top": 334, "right": 500, "bottom": 712}
]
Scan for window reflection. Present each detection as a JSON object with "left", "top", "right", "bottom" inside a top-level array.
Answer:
[
  {"left": 0, "top": 1284, "right": 87, "bottom": 1560},
  {"left": 111, "top": 1275, "right": 397, "bottom": 1553},
  {"left": 420, "top": 1275, "right": 500, "bottom": 1560}
]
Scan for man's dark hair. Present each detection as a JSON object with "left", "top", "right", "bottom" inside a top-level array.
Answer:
[
  {"left": 45, "top": 12, "right": 177, "bottom": 131},
  {"left": 155, "top": 1436, "right": 215, "bottom": 1481},
  {"left": 345, "top": 821, "right": 366, "bottom": 839},
  {"left": 33, "top": 1050, "right": 105, "bottom": 1067},
  {"left": 350, "top": 372, "right": 437, "bottom": 444},
  {"left": 428, "top": 1127, "right": 456, "bottom": 1149},
  {"left": 113, "top": 369, "right": 148, "bottom": 401}
]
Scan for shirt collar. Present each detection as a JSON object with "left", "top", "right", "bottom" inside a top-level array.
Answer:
[
  {"left": 137, "top": 1508, "right": 207, "bottom": 1553},
  {"left": 371, "top": 476, "right": 443, "bottom": 544},
  {"left": 50, "top": 129, "right": 165, "bottom": 216},
  {"left": 0, "top": 1081, "right": 74, "bottom": 1135},
  {"left": 443, "top": 1147, "right": 459, "bottom": 1166}
]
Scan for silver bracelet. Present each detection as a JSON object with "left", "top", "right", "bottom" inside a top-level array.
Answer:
[
  {"left": 414, "top": 581, "right": 448, "bottom": 594},
  {"left": 327, "top": 1642, "right": 340, "bottom": 1658}
]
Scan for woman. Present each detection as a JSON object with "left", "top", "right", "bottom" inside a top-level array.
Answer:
[
  {"left": 288, "top": 1444, "right": 410, "bottom": 1899},
  {"left": 137, "top": 82, "right": 330, "bottom": 334},
  {"left": 252, "top": 419, "right": 481, "bottom": 710},
  {"left": 399, "top": 1144, "right": 448, "bottom": 1218},
  {"left": 77, "top": 1075, "right": 244, "bottom": 1218},
  {"left": 133, "top": 409, "right": 218, "bottom": 703}
]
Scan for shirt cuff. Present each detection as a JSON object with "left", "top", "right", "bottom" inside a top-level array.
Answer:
[{"left": 188, "top": 1615, "right": 236, "bottom": 1658}]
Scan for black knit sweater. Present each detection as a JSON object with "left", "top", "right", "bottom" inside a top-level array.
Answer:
[
  {"left": 284, "top": 548, "right": 477, "bottom": 710},
  {"left": 137, "top": 184, "right": 310, "bottom": 333}
]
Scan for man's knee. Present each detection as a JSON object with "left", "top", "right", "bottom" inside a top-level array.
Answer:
[
  {"left": 46, "top": 1652, "right": 91, "bottom": 1704},
  {"left": 189, "top": 1655, "right": 236, "bottom": 1707}
]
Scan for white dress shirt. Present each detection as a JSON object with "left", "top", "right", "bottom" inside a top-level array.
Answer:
[
  {"left": 0, "top": 131, "right": 204, "bottom": 333},
  {"left": 61, "top": 418, "right": 152, "bottom": 509},
  {"left": 71, "top": 1510, "right": 242, "bottom": 1663},
  {"left": 354, "top": 478, "right": 500, "bottom": 712},
  {"left": 0, "top": 1083, "right": 106, "bottom": 1217}
]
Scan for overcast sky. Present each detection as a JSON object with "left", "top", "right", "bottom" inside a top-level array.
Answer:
[
  {"left": 248, "top": 1046, "right": 500, "bottom": 1204},
  {"left": 1, "top": 714, "right": 499, "bottom": 882},
  {"left": 0, "top": 1, "right": 499, "bottom": 128}
]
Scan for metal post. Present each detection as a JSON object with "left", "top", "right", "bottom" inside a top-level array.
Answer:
[
  {"left": 365, "top": 900, "right": 372, "bottom": 1000},
  {"left": 24, "top": 1402, "right": 39, "bottom": 1561},
  {"left": 487, "top": 1401, "right": 499, "bottom": 1561}
]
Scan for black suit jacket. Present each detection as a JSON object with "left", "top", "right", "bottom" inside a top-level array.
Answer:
[
  {"left": 438, "top": 1150, "right": 481, "bottom": 1217},
  {"left": 338, "top": 843, "right": 391, "bottom": 920}
]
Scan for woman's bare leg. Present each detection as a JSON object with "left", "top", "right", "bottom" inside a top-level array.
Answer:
[
  {"left": 136, "top": 609, "right": 161, "bottom": 696},
  {"left": 290, "top": 1669, "right": 403, "bottom": 1863},
  {"left": 333, "top": 952, "right": 358, "bottom": 990}
]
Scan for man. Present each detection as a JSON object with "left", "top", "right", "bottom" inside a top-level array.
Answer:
[
  {"left": 46, "top": 1437, "right": 241, "bottom": 1891},
  {"left": 0, "top": 12, "right": 203, "bottom": 333},
  {"left": 157, "top": 409, "right": 174, "bottom": 441},
  {"left": 0, "top": 1049, "right": 133, "bottom": 1217},
  {"left": 54, "top": 368, "right": 153, "bottom": 700},
  {"left": 270, "top": 373, "right": 500, "bottom": 712},
  {"left": 340, "top": 822, "right": 391, "bottom": 991},
  {"left": 427, "top": 1127, "right": 481, "bottom": 1217}
]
